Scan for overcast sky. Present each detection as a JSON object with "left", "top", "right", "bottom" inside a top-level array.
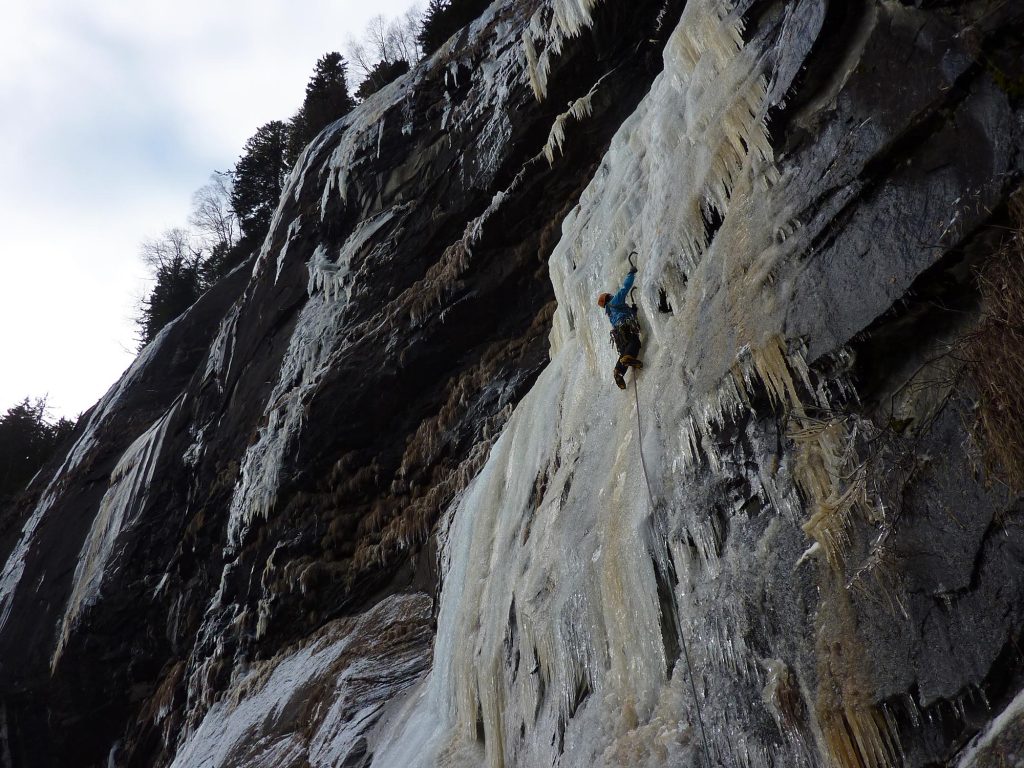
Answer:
[{"left": 0, "top": 0, "right": 414, "bottom": 419}]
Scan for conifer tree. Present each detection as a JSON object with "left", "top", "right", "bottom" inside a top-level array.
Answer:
[
  {"left": 418, "top": 0, "right": 491, "bottom": 55},
  {"left": 232, "top": 120, "right": 290, "bottom": 238},
  {"left": 0, "top": 398, "right": 76, "bottom": 510},
  {"left": 287, "top": 53, "right": 356, "bottom": 165},
  {"left": 135, "top": 229, "right": 205, "bottom": 346},
  {"left": 355, "top": 59, "right": 411, "bottom": 100}
]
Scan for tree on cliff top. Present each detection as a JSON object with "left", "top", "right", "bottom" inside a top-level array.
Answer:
[
  {"left": 286, "top": 53, "right": 356, "bottom": 165},
  {"left": 418, "top": 0, "right": 492, "bottom": 55},
  {"left": 189, "top": 172, "right": 237, "bottom": 257},
  {"left": 348, "top": 11, "right": 422, "bottom": 99},
  {"left": 135, "top": 228, "right": 206, "bottom": 346},
  {"left": 355, "top": 59, "right": 411, "bottom": 100},
  {"left": 0, "top": 398, "right": 75, "bottom": 511},
  {"left": 232, "top": 120, "right": 290, "bottom": 239},
  {"left": 135, "top": 175, "right": 243, "bottom": 347}
]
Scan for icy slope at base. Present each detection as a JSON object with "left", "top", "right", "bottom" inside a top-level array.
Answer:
[
  {"left": 372, "top": 1, "right": 826, "bottom": 765},
  {"left": 167, "top": 594, "right": 432, "bottom": 768}
]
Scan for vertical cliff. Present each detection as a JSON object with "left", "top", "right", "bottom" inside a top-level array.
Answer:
[{"left": 1, "top": 0, "right": 1023, "bottom": 766}]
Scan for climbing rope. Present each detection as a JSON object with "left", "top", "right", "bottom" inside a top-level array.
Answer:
[
  {"left": 632, "top": 376, "right": 716, "bottom": 768},
  {"left": 632, "top": 377, "right": 656, "bottom": 510}
]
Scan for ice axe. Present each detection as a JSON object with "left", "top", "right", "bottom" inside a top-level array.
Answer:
[{"left": 627, "top": 251, "right": 639, "bottom": 307}]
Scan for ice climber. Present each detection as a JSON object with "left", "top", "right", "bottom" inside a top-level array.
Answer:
[{"left": 597, "top": 263, "right": 643, "bottom": 390}]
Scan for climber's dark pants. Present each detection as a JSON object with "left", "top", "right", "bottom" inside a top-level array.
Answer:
[{"left": 611, "top": 322, "right": 641, "bottom": 376}]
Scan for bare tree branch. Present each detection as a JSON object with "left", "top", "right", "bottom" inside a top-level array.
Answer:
[
  {"left": 346, "top": 5, "right": 424, "bottom": 82},
  {"left": 189, "top": 172, "right": 237, "bottom": 250},
  {"left": 139, "top": 228, "right": 200, "bottom": 272}
]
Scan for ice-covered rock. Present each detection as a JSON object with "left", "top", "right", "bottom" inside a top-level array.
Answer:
[{"left": 1, "top": 0, "right": 1023, "bottom": 766}]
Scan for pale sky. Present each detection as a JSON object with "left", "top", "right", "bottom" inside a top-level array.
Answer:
[{"left": 0, "top": 0, "right": 414, "bottom": 419}]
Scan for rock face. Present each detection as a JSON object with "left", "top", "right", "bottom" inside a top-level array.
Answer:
[{"left": 1, "top": 0, "right": 1023, "bottom": 766}]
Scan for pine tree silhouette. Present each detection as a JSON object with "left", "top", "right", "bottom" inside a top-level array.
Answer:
[
  {"left": 0, "top": 398, "right": 76, "bottom": 511},
  {"left": 287, "top": 54, "right": 356, "bottom": 165},
  {"left": 232, "top": 121, "right": 290, "bottom": 239},
  {"left": 418, "top": 0, "right": 491, "bottom": 55}
]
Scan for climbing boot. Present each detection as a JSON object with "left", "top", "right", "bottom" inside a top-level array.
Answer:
[
  {"left": 613, "top": 370, "right": 626, "bottom": 390},
  {"left": 619, "top": 355, "right": 643, "bottom": 369}
]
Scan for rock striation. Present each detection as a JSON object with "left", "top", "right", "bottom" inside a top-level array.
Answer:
[{"left": 1, "top": 0, "right": 1023, "bottom": 766}]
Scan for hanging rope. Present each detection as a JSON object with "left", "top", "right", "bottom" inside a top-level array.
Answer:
[{"left": 632, "top": 375, "right": 715, "bottom": 767}]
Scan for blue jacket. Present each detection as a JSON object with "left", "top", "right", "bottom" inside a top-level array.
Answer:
[{"left": 604, "top": 271, "right": 637, "bottom": 328}]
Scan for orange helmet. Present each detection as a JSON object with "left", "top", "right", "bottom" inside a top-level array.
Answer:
[{"left": 597, "top": 292, "right": 612, "bottom": 308}]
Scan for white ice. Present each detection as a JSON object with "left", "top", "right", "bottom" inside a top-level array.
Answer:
[{"left": 167, "top": 0, "right": 878, "bottom": 764}]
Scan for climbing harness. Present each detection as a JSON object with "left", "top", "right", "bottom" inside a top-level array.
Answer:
[
  {"left": 609, "top": 256, "right": 642, "bottom": 351},
  {"left": 610, "top": 317, "right": 641, "bottom": 350},
  {"left": 633, "top": 374, "right": 716, "bottom": 768}
]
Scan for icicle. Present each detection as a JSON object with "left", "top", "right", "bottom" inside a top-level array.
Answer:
[{"left": 543, "top": 114, "right": 568, "bottom": 164}]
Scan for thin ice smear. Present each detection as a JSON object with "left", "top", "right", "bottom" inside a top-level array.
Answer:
[{"left": 53, "top": 397, "right": 184, "bottom": 669}]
